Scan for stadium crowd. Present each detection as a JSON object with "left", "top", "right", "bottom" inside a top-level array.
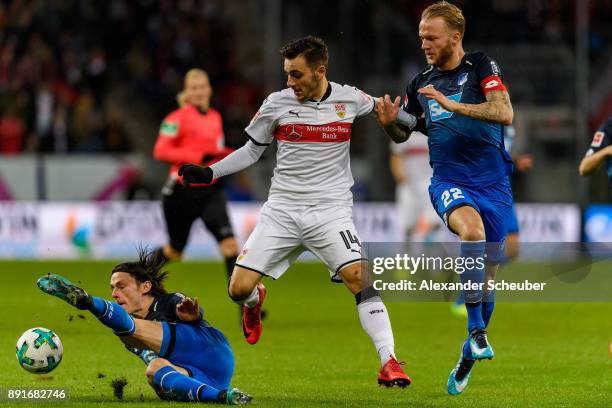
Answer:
[
  {"left": 0, "top": 0, "right": 610, "bottom": 202},
  {"left": 0, "top": 0, "right": 260, "bottom": 154}
]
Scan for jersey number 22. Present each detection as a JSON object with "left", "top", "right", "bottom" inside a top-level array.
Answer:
[{"left": 441, "top": 188, "right": 464, "bottom": 208}]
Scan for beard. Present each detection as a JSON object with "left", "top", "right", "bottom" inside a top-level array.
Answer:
[{"left": 432, "top": 40, "right": 454, "bottom": 67}]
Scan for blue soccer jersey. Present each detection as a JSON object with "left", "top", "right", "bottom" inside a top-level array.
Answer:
[
  {"left": 503, "top": 125, "right": 519, "bottom": 234},
  {"left": 584, "top": 116, "right": 612, "bottom": 187},
  {"left": 402, "top": 52, "right": 514, "bottom": 246},
  {"left": 403, "top": 52, "right": 513, "bottom": 187},
  {"left": 146, "top": 293, "right": 234, "bottom": 391}
]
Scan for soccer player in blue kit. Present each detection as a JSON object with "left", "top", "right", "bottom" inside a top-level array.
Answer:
[
  {"left": 37, "top": 248, "right": 251, "bottom": 404},
  {"left": 579, "top": 116, "right": 612, "bottom": 186},
  {"left": 375, "top": 1, "right": 514, "bottom": 395}
]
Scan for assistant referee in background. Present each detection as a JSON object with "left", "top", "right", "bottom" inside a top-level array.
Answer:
[{"left": 153, "top": 68, "right": 238, "bottom": 281}]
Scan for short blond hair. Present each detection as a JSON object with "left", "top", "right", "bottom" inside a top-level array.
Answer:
[
  {"left": 176, "top": 68, "right": 209, "bottom": 107},
  {"left": 421, "top": 1, "right": 465, "bottom": 38}
]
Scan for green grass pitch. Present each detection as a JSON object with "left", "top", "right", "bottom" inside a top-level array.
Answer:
[{"left": 1, "top": 260, "right": 612, "bottom": 407}]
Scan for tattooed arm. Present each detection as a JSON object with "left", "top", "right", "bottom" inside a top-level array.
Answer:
[{"left": 418, "top": 86, "right": 513, "bottom": 125}]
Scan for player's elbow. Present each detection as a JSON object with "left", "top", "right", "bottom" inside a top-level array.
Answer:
[
  {"left": 578, "top": 159, "right": 592, "bottom": 177},
  {"left": 501, "top": 110, "right": 513, "bottom": 126}
]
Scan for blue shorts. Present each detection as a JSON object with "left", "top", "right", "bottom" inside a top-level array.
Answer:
[
  {"left": 160, "top": 322, "right": 234, "bottom": 390},
  {"left": 507, "top": 204, "right": 519, "bottom": 234},
  {"left": 429, "top": 178, "right": 513, "bottom": 244}
]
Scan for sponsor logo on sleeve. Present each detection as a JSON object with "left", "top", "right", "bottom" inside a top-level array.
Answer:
[
  {"left": 490, "top": 60, "right": 501, "bottom": 76},
  {"left": 484, "top": 79, "right": 500, "bottom": 89},
  {"left": 160, "top": 121, "right": 178, "bottom": 137},
  {"left": 592, "top": 131, "right": 604, "bottom": 147}
]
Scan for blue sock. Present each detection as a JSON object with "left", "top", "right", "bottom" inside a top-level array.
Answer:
[
  {"left": 153, "top": 365, "right": 221, "bottom": 402},
  {"left": 89, "top": 296, "right": 135, "bottom": 336},
  {"left": 482, "top": 289, "right": 496, "bottom": 328},
  {"left": 89, "top": 296, "right": 107, "bottom": 316},
  {"left": 466, "top": 302, "right": 484, "bottom": 332},
  {"left": 460, "top": 241, "right": 486, "bottom": 332}
]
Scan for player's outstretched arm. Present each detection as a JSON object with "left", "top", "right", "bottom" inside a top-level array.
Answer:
[
  {"left": 375, "top": 95, "right": 412, "bottom": 143},
  {"left": 178, "top": 140, "right": 266, "bottom": 186},
  {"left": 579, "top": 146, "right": 612, "bottom": 176},
  {"left": 418, "top": 86, "right": 513, "bottom": 125}
]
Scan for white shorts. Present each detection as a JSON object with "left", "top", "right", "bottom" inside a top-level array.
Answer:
[
  {"left": 396, "top": 181, "right": 440, "bottom": 233},
  {"left": 235, "top": 201, "right": 365, "bottom": 282}
]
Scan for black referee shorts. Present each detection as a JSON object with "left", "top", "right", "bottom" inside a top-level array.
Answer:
[{"left": 162, "top": 179, "right": 235, "bottom": 252}]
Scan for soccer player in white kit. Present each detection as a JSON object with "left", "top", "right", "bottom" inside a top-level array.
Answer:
[
  {"left": 179, "top": 36, "right": 411, "bottom": 387},
  {"left": 389, "top": 131, "right": 442, "bottom": 240}
]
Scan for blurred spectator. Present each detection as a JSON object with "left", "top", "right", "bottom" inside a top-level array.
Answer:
[
  {"left": 0, "top": 0, "right": 608, "bottom": 161},
  {"left": 0, "top": 103, "right": 25, "bottom": 153}
]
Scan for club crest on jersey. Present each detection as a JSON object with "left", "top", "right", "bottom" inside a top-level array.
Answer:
[
  {"left": 428, "top": 92, "right": 462, "bottom": 122},
  {"left": 592, "top": 131, "right": 605, "bottom": 147},
  {"left": 457, "top": 72, "right": 468, "bottom": 86},
  {"left": 335, "top": 103, "right": 346, "bottom": 119}
]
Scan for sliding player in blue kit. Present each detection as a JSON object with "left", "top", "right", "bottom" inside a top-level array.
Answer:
[
  {"left": 37, "top": 248, "right": 251, "bottom": 404},
  {"left": 375, "top": 1, "right": 514, "bottom": 395}
]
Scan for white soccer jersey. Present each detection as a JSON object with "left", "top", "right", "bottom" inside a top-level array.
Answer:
[
  {"left": 245, "top": 82, "right": 375, "bottom": 206},
  {"left": 390, "top": 131, "right": 431, "bottom": 179}
]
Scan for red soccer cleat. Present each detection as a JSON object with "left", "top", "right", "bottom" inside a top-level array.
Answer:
[
  {"left": 378, "top": 357, "right": 412, "bottom": 388},
  {"left": 242, "top": 282, "right": 267, "bottom": 345}
]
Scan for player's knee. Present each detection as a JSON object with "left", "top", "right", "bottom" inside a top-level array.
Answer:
[
  {"left": 228, "top": 277, "right": 254, "bottom": 301},
  {"left": 339, "top": 263, "right": 363, "bottom": 295},
  {"left": 341, "top": 264, "right": 361, "bottom": 284},
  {"left": 461, "top": 225, "right": 485, "bottom": 242},
  {"left": 219, "top": 237, "right": 239, "bottom": 257},
  {"left": 145, "top": 358, "right": 169, "bottom": 383}
]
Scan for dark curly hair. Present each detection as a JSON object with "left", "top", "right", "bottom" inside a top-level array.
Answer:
[
  {"left": 280, "top": 35, "right": 328, "bottom": 69},
  {"left": 111, "top": 246, "right": 168, "bottom": 297}
]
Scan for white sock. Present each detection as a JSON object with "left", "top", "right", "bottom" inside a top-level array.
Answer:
[
  {"left": 357, "top": 297, "right": 396, "bottom": 366},
  {"left": 241, "top": 287, "right": 260, "bottom": 308}
]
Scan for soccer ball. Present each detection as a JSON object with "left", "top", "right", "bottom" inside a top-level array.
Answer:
[{"left": 16, "top": 327, "right": 63, "bottom": 374}]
